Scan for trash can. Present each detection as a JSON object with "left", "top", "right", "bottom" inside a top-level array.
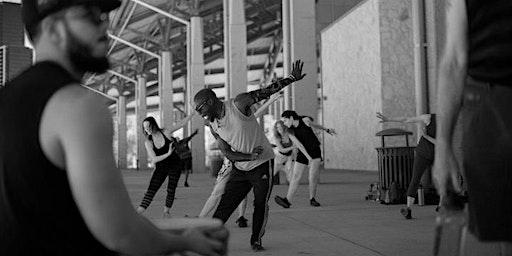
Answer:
[{"left": 376, "top": 128, "right": 415, "bottom": 204}]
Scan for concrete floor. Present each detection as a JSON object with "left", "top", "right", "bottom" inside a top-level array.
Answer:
[{"left": 123, "top": 169, "right": 503, "bottom": 256}]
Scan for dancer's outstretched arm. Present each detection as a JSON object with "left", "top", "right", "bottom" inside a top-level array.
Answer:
[
  {"left": 302, "top": 117, "right": 336, "bottom": 135},
  {"left": 234, "top": 60, "right": 306, "bottom": 116},
  {"left": 163, "top": 111, "right": 196, "bottom": 137}
]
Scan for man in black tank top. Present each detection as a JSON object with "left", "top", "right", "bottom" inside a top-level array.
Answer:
[
  {"left": 434, "top": 0, "right": 512, "bottom": 250},
  {"left": 274, "top": 110, "right": 336, "bottom": 209},
  {"left": 0, "top": 0, "right": 227, "bottom": 255}
]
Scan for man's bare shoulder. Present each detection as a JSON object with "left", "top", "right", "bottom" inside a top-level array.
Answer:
[{"left": 49, "top": 84, "right": 113, "bottom": 128}]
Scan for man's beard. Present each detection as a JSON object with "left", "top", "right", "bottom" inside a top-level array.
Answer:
[{"left": 65, "top": 25, "right": 110, "bottom": 74}]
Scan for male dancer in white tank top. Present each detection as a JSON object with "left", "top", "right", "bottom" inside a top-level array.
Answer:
[{"left": 193, "top": 60, "right": 306, "bottom": 251}]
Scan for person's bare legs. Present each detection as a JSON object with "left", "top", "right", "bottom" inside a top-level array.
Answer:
[
  {"left": 308, "top": 159, "right": 322, "bottom": 200},
  {"left": 284, "top": 157, "right": 294, "bottom": 183},
  {"left": 286, "top": 162, "right": 307, "bottom": 202}
]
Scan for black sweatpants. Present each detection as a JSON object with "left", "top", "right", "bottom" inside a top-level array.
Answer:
[
  {"left": 406, "top": 153, "right": 434, "bottom": 197},
  {"left": 213, "top": 161, "right": 273, "bottom": 245},
  {"left": 139, "top": 167, "right": 181, "bottom": 209}
]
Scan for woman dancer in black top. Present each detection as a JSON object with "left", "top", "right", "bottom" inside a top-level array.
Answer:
[
  {"left": 377, "top": 112, "right": 437, "bottom": 219},
  {"left": 137, "top": 116, "right": 193, "bottom": 216}
]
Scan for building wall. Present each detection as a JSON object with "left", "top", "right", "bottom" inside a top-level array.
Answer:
[
  {"left": 321, "top": 0, "right": 419, "bottom": 171},
  {"left": 321, "top": 0, "right": 382, "bottom": 171},
  {"left": 316, "top": 0, "right": 365, "bottom": 33},
  {"left": 378, "top": 0, "right": 417, "bottom": 147}
]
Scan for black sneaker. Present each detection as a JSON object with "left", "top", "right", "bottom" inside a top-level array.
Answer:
[
  {"left": 310, "top": 198, "right": 321, "bottom": 207},
  {"left": 400, "top": 208, "right": 412, "bottom": 219},
  {"left": 251, "top": 242, "right": 265, "bottom": 252},
  {"left": 236, "top": 216, "right": 248, "bottom": 228},
  {"left": 274, "top": 196, "right": 291, "bottom": 208}
]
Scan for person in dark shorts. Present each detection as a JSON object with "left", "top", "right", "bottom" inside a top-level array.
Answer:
[
  {"left": 193, "top": 60, "right": 306, "bottom": 251},
  {"left": 377, "top": 112, "right": 438, "bottom": 219},
  {"left": 0, "top": 0, "right": 228, "bottom": 255},
  {"left": 274, "top": 110, "right": 336, "bottom": 208},
  {"left": 434, "top": 0, "right": 512, "bottom": 252}
]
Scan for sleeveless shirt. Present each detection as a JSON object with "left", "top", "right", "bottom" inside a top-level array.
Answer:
[
  {"left": 149, "top": 131, "right": 180, "bottom": 170},
  {"left": 289, "top": 118, "right": 320, "bottom": 151},
  {"left": 210, "top": 100, "right": 274, "bottom": 171},
  {"left": 0, "top": 61, "right": 117, "bottom": 255},
  {"left": 278, "top": 137, "right": 293, "bottom": 156}
]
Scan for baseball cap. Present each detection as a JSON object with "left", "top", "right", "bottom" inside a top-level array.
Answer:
[{"left": 22, "top": 0, "right": 121, "bottom": 40}]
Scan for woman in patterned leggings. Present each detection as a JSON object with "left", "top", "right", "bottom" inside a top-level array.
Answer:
[{"left": 136, "top": 115, "right": 194, "bottom": 216}]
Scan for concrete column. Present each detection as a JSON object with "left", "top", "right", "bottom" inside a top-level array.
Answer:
[
  {"left": 160, "top": 51, "right": 174, "bottom": 129},
  {"left": 282, "top": 0, "right": 292, "bottom": 110},
  {"left": 117, "top": 95, "right": 128, "bottom": 169},
  {"left": 136, "top": 75, "right": 148, "bottom": 170},
  {"left": 288, "top": 0, "right": 319, "bottom": 118},
  {"left": 189, "top": 16, "right": 206, "bottom": 173},
  {"left": 224, "top": 0, "right": 247, "bottom": 99}
]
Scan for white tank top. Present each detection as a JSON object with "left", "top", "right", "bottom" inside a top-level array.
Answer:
[{"left": 210, "top": 100, "right": 274, "bottom": 171}]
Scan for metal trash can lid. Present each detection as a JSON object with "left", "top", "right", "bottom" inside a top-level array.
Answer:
[{"left": 376, "top": 128, "right": 413, "bottom": 137}]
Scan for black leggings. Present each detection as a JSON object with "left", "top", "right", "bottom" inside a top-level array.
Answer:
[
  {"left": 139, "top": 167, "right": 181, "bottom": 209},
  {"left": 406, "top": 153, "right": 433, "bottom": 197}
]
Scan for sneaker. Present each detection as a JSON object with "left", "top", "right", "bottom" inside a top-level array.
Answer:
[
  {"left": 251, "top": 242, "right": 265, "bottom": 252},
  {"left": 236, "top": 216, "right": 248, "bottom": 228},
  {"left": 274, "top": 196, "right": 291, "bottom": 208},
  {"left": 310, "top": 198, "right": 321, "bottom": 207},
  {"left": 400, "top": 208, "right": 412, "bottom": 219}
]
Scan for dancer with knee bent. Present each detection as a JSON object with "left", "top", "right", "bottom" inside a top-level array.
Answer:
[
  {"left": 377, "top": 112, "right": 437, "bottom": 219},
  {"left": 194, "top": 60, "right": 306, "bottom": 251},
  {"left": 275, "top": 111, "right": 336, "bottom": 208},
  {"left": 137, "top": 114, "right": 195, "bottom": 216},
  {"left": 199, "top": 94, "right": 285, "bottom": 228}
]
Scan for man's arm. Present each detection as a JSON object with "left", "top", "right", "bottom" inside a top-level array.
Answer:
[
  {"left": 163, "top": 111, "right": 196, "bottom": 137},
  {"left": 50, "top": 86, "right": 224, "bottom": 255},
  {"left": 234, "top": 60, "right": 306, "bottom": 115},
  {"left": 253, "top": 93, "right": 282, "bottom": 118},
  {"left": 209, "top": 127, "right": 260, "bottom": 162},
  {"left": 433, "top": 0, "right": 467, "bottom": 196},
  {"left": 302, "top": 117, "right": 336, "bottom": 135},
  {"left": 179, "top": 129, "right": 199, "bottom": 145}
]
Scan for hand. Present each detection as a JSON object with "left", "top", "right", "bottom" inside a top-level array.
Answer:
[
  {"left": 167, "top": 143, "right": 175, "bottom": 155},
  {"left": 307, "top": 155, "right": 313, "bottom": 162},
  {"left": 376, "top": 112, "right": 389, "bottom": 122},
  {"left": 432, "top": 144, "right": 462, "bottom": 197},
  {"left": 326, "top": 128, "right": 336, "bottom": 135},
  {"left": 183, "top": 226, "right": 228, "bottom": 256},
  {"left": 251, "top": 146, "right": 264, "bottom": 160},
  {"left": 290, "top": 60, "right": 306, "bottom": 81}
]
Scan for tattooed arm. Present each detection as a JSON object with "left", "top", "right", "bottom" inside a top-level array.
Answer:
[{"left": 234, "top": 60, "right": 306, "bottom": 116}]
